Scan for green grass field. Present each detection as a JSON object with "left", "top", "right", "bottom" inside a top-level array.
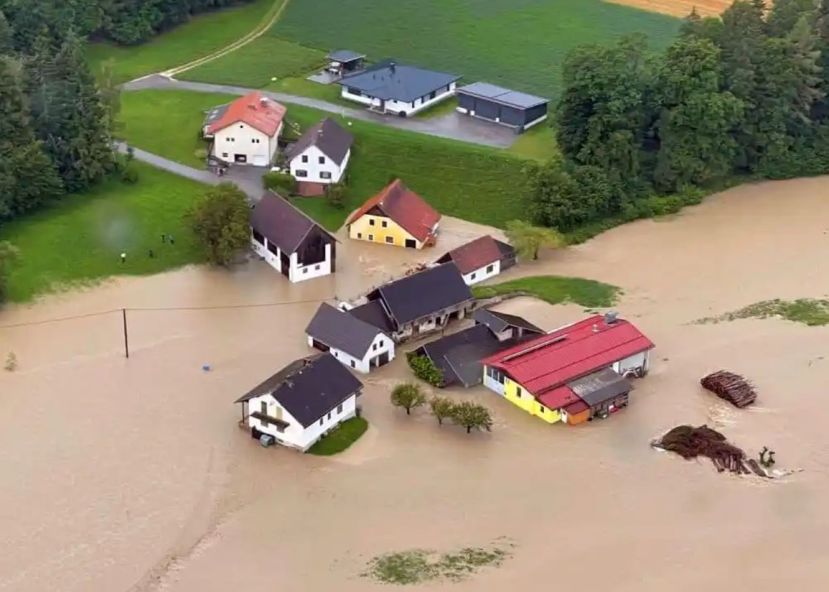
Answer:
[
  {"left": 179, "top": 36, "right": 327, "bottom": 87},
  {"left": 473, "top": 275, "right": 620, "bottom": 308},
  {"left": 86, "top": 0, "right": 276, "bottom": 84},
  {"left": 269, "top": 0, "right": 679, "bottom": 98},
  {"left": 120, "top": 89, "right": 536, "bottom": 231},
  {"left": 0, "top": 164, "right": 205, "bottom": 302},
  {"left": 307, "top": 417, "right": 369, "bottom": 455}
]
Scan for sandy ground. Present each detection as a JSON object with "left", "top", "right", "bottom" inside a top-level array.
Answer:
[
  {"left": 605, "top": 0, "right": 735, "bottom": 17},
  {"left": 1, "top": 177, "right": 829, "bottom": 591}
]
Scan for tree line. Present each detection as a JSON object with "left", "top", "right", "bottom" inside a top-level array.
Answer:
[
  {"left": 531, "top": 0, "right": 829, "bottom": 236},
  {"left": 0, "top": 0, "right": 255, "bottom": 46}
]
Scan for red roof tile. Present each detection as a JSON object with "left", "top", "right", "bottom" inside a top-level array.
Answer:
[
  {"left": 347, "top": 179, "right": 441, "bottom": 243},
  {"left": 437, "top": 235, "right": 508, "bottom": 275},
  {"left": 206, "top": 92, "right": 286, "bottom": 136},
  {"left": 538, "top": 385, "right": 580, "bottom": 410},
  {"left": 564, "top": 400, "right": 589, "bottom": 415},
  {"left": 482, "top": 315, "right": 654, "bottom": 395}
]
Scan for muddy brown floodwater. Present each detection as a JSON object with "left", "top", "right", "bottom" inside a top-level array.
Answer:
[{"left": 1, "top": 177, "right": 828, "bottom": 591}]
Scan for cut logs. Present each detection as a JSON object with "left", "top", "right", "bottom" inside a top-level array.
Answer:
[
  {"left": 652, "top": 425, "right": 768, "bottom": 477},
  {"left": 700, "top": 370, "right": 757, "bottom": 408}
]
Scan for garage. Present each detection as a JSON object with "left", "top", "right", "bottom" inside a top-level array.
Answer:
[{"left": 456, "top": 82, "right": 549, "bottom": 133}]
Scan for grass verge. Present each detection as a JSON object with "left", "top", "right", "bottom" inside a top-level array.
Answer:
[
  {"left": 307, "top": 417, "right": 368, "bottom": 455},
  {"left": 507, "top": 124, "right": 558, "bottom": 161},
  {"left": 473, "top": 276, "right": 620, "bottom": 309},
  {"left": 86, "top": 0, "right": 276, "bottom": 84},
  {"left": 695, "top": 299, "right": 829, "bottom": 327},
  {"left": 0, "top": 164, "right": 205, "bottom": 302}
]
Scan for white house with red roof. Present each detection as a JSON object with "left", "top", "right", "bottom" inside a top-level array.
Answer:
[
  {"left": 481, "top": 313, "right": 654, "bottom": 426},
  {"left": 435, "top": 235, "right": 516, "bottom": 285},
  {"left": 203, "top": 91, "right": 286, "bottom": 166}
]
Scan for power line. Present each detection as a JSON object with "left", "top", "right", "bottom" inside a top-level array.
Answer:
[{"left": 0, "top": 309, "right": 121, "bottom": 330}]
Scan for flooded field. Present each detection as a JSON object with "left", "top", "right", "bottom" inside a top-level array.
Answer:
[{"left": 1, "top": 177, "right": 828, "bottom": 591}]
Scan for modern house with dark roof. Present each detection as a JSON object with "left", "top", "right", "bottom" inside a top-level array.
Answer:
[
  {"left": 360, "top": 262, "right": 474, "bottom": 341},
  {"left": 250, "top": 192, "right": 337, "bottom": 283},
  {"left": 456, "top": 82, "right": 549, "bottom": 133},
  {"left": 411, "top": 308, "right": 543, "bottom": 388},
  {"left": 435, "top": 235, "right": 516, "bottom": 285},
  {"left": 235, "top": 353, "right": 363, "bottom": 451},
  {"left": 203, "top": 91, "right": 287, "bottom": 165},
  {"left": 338, "top": 60, "right": 460, "bottom": 117},
  {"left": 305, "top": 303, "right": 395, "bottom": 373},
  {"left": 284, "top": 118, "right": 354, "bottom": 195},
  {"left": 326, "top": 50, "right": 365, "bottom": 77},
  {"left": 347, "top": 179, "right": 441, "bottom": 249},
  {"left": 481, "top": 314, "right": 654, "bottom": 426}
]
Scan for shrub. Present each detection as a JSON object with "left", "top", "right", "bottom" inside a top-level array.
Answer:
[
  {"left": 120, "top": 164, "right": 139, "bottom": 184},
  {"left": 326, "top": 183, "right": 347, "bottom": 209},
  {"left": 408, "top": 354, "right": 444, "bottom": 387},
  {"left": 263, "top": 171, "right": 295, "bottom": 194},
  {"left": 194, "top": 148, "right": 208, "bottom": 162}
]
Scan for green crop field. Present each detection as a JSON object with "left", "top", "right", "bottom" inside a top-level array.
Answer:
[
  {"left": 0, "top": 164, "right": 206, "bottom": 302},
  {"left": 120, "top": 89, "right": 537, "bottom": 231},
  {"left": 269, "top": 0, "right": 680, "bottom": 98}
]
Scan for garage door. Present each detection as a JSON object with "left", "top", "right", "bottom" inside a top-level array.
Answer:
[{"left": 253, "top": 154, "right": 267, "bottom": 166}]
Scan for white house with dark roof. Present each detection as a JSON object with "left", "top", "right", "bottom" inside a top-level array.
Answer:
[
  {"left": 235, "top": 353, "right": 363, "bottom": 451},
  {"left": 250, "top": 192, "right": 337, "bottom": 282},
  {"left": 306, "top": 303, "right": 395, "bottom": 373},
  {"left": 285, "top": 118, "right": 354, "bottom": 194},
  {"left": 337, "top": 60, "right": 460, "bottom": 117}
]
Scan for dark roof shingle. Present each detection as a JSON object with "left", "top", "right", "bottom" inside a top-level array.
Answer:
[
  {"left": 472, "top": 308, "right": 543, "bottom": 335},
  {"left": 338, "top": 60, "right": 460, "bottom": 102},
  {"left": 306, "top": 303, "right": 385, "bottom": 358},
  {"left": 251, "top": 192, "right": 333, "bottom": 254},
  {"left": 286, "top": 118, "right": 354, "bottom": 166}
]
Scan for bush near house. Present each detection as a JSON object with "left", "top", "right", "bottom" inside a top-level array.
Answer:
[
  {"left": 307, "top": 416, "right": 368, "bottom": 455},
  {"left": 263, "top": 171, "right": 295, "bottom": 194},
  {"left": 407, "top": 354, "right": 444, "bottom": 387}
]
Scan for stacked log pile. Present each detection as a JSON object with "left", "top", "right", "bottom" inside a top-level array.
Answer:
[
  {"left": 701, "top": 370, "right": 757, "bottom": 408},
  {"left": 652, "top": 425, "right": 769, "bottom": 477}
]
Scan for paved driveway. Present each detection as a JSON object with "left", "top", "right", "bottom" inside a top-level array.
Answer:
[{"left": 125, "top": 75, "right": 518, "bottom": 149}]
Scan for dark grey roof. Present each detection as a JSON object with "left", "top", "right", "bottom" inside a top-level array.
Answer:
[
  {"left": 235, "top": 354, "right": 362, "bottom": 428},
  {"left": 328, "top": 49, "right": 365, "bottom": 63},
  {"left": 286, "top": 118, "right": 354, "bottom": 166},
  {"left": 568, "top": 368, "right": 632, "bottom": 407},
  {"left": 306, "top": 303, "right": 385, "bottom": 358},
  {"left": 203, "top": 103, "right": 229, "bottom": 128},
  {"left": 250, "top": 192, "right": 334, "bottom": 254},
  {"left": 473, "top": 309, "right": 543, "bottom": 335},
  {"left": 338, "top": 60, "right": 460, "bottom": 102},
  {"left": 368, "top": 263, "right": 473, "bottom": 327},
  {"left": 457, "top": 82, "right": 549, "bottom": 110},
  {"left": 349, "top": 300, "right": 395, "bottom": 334}
]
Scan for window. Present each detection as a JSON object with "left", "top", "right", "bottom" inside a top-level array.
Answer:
[
  {"left": 539, "top": 404, "right": 545, "bottom": 414},
  {"left": 318, "top": 156, "right": 325, "bottom": 164},
  {"left": 320, "top": 171, "right": 332, "bottom": 180},
  {"left": 303, "top": 268, "right": 308, "bottom": 274},
  {"left": 430, "top": 91, "right": 436, "bottom": 100},
  {"left": 252, "top": 229, "right": 265, "bottom": 244},
  {"left": 347, "top": 87, "right": 362, "bottom": 96},
  {"left": 251, "top": 138, "right": 260, "bottom": 144},
  {"left": 369, "top": 219, "right": 375, "bottom": 226},
  {"left": 222, "top": 152, "right": 228, "bottom": 158},
  {"left": 486, "top": 264, "right": 494, "bottom": 273},
  {"left": 315, "top": 264, "right": 320, "bottom": 270},
  {"left": 350, "top": 360, "right": 356, "bottom": 368},
  {"left": 327, "top": 412, "right": 332, "bottom": 420},
  {"left": 381, "top": 220, "right": 388, "bottom": 228},
  {"left": 337, "top": 404, "right": 343, "bottom": 414},
  {"left": 239, "top": 125, "right": 244, "bottom": 128},
  {"left": 357, "top": 233, "right": 362, "bottom": 239},
  {"left": 470, "top": 273, "right": 476, "bottom": 280},
  {"left": 372, "top": 343, "right": 378, "bottom": 350},
  {"left": 267, "top": 241, "right": 278, "bottom": 255},
  {"left": 296, "top": 170, "right": 308, "bottom": 178},
  {"left": 227, "top": 137, "right": 234, "bottom": 142},
  {"left": 301, "top": 155, "right": 308, "bottom": 163},
  {"left": 516, "top": 386, "right": 523, "bottom": 398},
  {"left": 368, "top": 234, "right": 374, "bottom": 241},
  {"left": 260, "top": 401, "right": 267, "bottom": 415},
  {"left": 276, "top": 424, "right": 285, "bottom": 433},
  {"left": 385, "top": 236, "right": 394, "bottom": 244},
  {"left": 319, "top": 418, "right": 323, "bottom": 426}
]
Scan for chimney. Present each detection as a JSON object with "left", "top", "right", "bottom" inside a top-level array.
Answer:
[{"left": 604, "top": 311, "right": 619, "bottom": 325}]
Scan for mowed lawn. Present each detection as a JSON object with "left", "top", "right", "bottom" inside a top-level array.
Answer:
[
  {"left": 86, "top": 0, "right": 276, "bottom": 83},
  {"left": 269, "top": 0, "right": 680, "bottom": 97},
  {"left": 0, "top": 164, "right": 205, "bottom": 302},
  {"left": 119, "top": 89, "right": 535, "bottom": 231}
]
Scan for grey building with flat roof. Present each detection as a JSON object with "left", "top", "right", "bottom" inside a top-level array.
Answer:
[{"left": 456, "top": 82, "right": 549, "bottom": 133}]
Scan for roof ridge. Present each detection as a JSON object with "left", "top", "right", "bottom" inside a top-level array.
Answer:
[{"left": 262, "top": 191, "right": 337, "bottom": 241}]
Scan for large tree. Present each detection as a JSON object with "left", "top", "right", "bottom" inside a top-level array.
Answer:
[
  {"left": 189, "top": 183, "right": 251, "bottom": 266},
  {"left": 767, "top": 0, "right": 817, "bottom": 37},
  {"left": 504, "top": 220, "right": 564, "bottom": 261}
]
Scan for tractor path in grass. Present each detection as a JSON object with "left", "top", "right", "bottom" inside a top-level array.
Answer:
[{"left": 124, "top": 75, "right": 518, "bottom": 148}]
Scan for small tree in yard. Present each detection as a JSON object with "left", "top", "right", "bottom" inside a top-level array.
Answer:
[
  {"left": 326, "top": 183, "right": 347, "bottom": 209},
  {"left": 504, "top": 220, "right": 564, "bottom": 261},
  {"left": 451, "top": 402, "right": 493, "bottom": 434},
  {"left": 429, "top": 396, "right": 455, "bottom": 425},
  {"left": 408, "top": 354, "right": 443, "bottom": 387},
  {"left": 0, "top": 241, "right": 20, "bottom": 304},
  {"left": 391, "top": 383, "right": 426, "bottom": 415},
  {"left": 189, "top": 183, "right": 250, "bottom": 266}
]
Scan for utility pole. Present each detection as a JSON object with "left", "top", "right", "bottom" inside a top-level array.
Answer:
[{"left": 122, "top": 308, "right": 129, "bottom": 359}]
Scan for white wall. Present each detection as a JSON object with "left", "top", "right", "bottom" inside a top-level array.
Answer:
[
  {"left": 483, "top": 366, "right": 506, "bottom": 396},
  {"left": 251, "top": 235, "right": 281, "bottom": 274},
  {"left": 213, "top": 121, "right": 278, "bottom": 166},
  {"left": 306, "top": 332, "right": 395, "bottom": 374},
  {"left": 341, "top": 87, "right": 374, "bottom": 106},
  {"left": 341, "top": 84, "right": 456, "bottom": 116},
  {"left": 612, "top": 350, "right": 650, "bottom": 377},
  {"left": 290, "top": 145, "right": 349, "bottom": 184},
  {"left": 462, "top": 260, "right": 501, "bottom": 286},
  {"left": 247, "top": 392, "right": 357, "bottom": 451},
  {"left": 252, "top": 233, "right": 333, "bottom": 283}
]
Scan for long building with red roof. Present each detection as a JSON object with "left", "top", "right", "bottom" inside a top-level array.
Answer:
[{"left": 481, "top": 314, "right": 654, "bottom": 425}]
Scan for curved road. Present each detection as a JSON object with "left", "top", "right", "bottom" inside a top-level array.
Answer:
[{"left": 124, "top": 75, "right": 518, "bottom": 149}]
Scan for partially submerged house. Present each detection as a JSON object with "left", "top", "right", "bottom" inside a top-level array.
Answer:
[
  {"left": 326, "top": 50, "right": 365, "bottom": 77},
  {"left": 284, "top": 118, "right": 354, "bottom": 196},
  {"left": 411, "top": 308, "right": 543, "bottom": 387},
  {"left": 235, "top": 353, "right": 363, "bottom": 452},
  {"left": 456, "top": 82, "right": 549, "bottom": 133},
  {"left": 250, "top": 192, "right": 336, "bottom": 282},
  {"left": 435, "top": 235, "right": 516, "bottom": 285},
  {"left": 306, "top": 303, "right": 395, "bottom": 373},
  {"left": 338, "top": 60, "right": 460, "bottom": 117},
  {"left": 203, "top": 91, "right": 286, "bottom": 166},
  {"left": 351, "top": 262, "right": 474, "bottom": 342},
  {"left": 347, "top": 179, "right": 440, "bottom": 249},
  {"left": 481, "top": 314, "right": 654, "bottom": 425}
]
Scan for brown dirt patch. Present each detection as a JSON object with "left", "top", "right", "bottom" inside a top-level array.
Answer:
[{"left": 604, "top": 0, "right": 734, "bottom": 17}]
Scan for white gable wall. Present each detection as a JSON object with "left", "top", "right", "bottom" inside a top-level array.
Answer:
[
  {"left": 213, "top": 121, "right": 280, "bottom": 166},
  {"left": 251, "top": 232, "right": 333, "bottom": 283},
  {"left": 290, "top": 145, "right": 349, "bottom": 184},
  {"left": 306, "top": 332, "right": 395, "bottom": 374},
  {"left": 341, "top": 83, "right": 456, "bottom": 116},
  {"left": 462, "top": 259, "right": 501, "bottom": 286}
]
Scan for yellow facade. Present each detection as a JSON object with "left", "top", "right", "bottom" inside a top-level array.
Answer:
[
  {"left": 348, "top": 214, "right": 423, "bottom": 249},
  {"left": 503, "top": 377, "right": 561, "bottom": 424}
]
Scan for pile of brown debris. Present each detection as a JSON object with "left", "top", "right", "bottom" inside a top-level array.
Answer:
[
  {"left": 701, "top": 370, "right": 757, "bottom": 408},
  {"left": 652, "top": 425, "right": 770, "bottom": 477}
]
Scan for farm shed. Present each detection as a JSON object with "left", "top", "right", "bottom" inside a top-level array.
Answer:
[
  {"left": 326, "top": 50, "right": 365, "bottom": 76},
  {"left": 456, "top": 82, "right": 549, "bottom": 133}
]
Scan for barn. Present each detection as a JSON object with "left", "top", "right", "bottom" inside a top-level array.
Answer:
[{"left": 456, "top": 82, "right": 549, "bottom": 133}]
